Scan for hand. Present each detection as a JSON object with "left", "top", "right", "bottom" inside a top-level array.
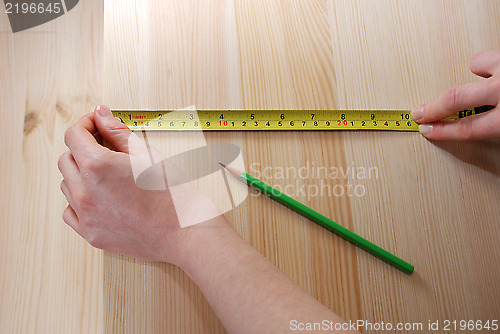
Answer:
[
  {"left": 411, "top": 50, "right": 500, "bottom": 140},
  {"left": 58, "top": 105, "right": 223, "bottom": 266},
  {"left": 59, "top": 108, "right": 358, "bottom": 334}
]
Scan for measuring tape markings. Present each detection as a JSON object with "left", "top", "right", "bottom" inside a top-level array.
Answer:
[{"left": 112, "top": 107, "right": 490, "bottom": 131}]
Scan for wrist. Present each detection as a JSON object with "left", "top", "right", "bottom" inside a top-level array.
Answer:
[{"left": 167, "top": 214, "right": 234, "bottom": 270}]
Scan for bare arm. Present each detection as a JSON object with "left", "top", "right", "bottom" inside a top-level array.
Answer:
[
  {"left": 180, "top": 217, "right": 356, "bottom": 334},
  {"left": 59, "top": 106, "right": 359, "bottom": 334}
]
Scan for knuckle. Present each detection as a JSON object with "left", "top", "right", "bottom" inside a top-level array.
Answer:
[
  {"left": 86, "top": 234, "right": 97, "bottom": 246},
  {"left": 427, "top": 122, "right": 444, "bottom": 140},
  {"left": 57, "top": 152, "right": 69, "bottom": 171},
  {"left": 487, "top": 79, "right": 500, "bottom": 97},
  {"left": 469, "top": 51, "right": 485, "bottom": 67},
  {"left": 79, "top": 158, "right": 97, "bottom": 174},
  {"left": 79, "top": 153, "right": 105, "bottom": 175},
  {"left": 87, "top": 234, "right": 104, "bottom": 249},
  {"left": 62, "top": 207, "right": 71, "bottom": 223},
  {"left": 443, "top": 87, "right": 460, "bottom": 109},
  {"left": 57, "top": 155, "right": 64, "bottom": 172},
  {"left": 108, "top": 121, "right": 128, "bottom": 133},
  {"left": 105, "top": 118, "right": 129, "bottom": 133},
  {"left": 80, "top": 217, "right": 97, "bottom": 232},
  {"left": 468, "top": 126, "right": 480, "bottom": 141},
  {"left": 73, "top": 192, "right": 92, "bottom": 210},
  {"left": 93, "top": 150, "right": 109, "bottom": 166},
  {"left": 64, "top": 126, "right": 75, "bottom": 147},
  {"left": 457, "top": 121, "right": 475, "bottom": 141}
]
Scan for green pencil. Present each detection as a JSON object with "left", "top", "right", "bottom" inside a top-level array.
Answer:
[{"left": 220, "top": 162, "right": 414, "bottom": 274}]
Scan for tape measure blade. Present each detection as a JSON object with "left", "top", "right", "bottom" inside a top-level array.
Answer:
[{"left": 112, "top": 109, "right": 427, "bottom": 132}]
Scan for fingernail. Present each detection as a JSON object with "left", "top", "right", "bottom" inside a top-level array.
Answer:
[
  {"left": 411, "top": 105, "right": 424, "bottom": 122},
  {"left": 96, "top": 105, "right": 112, "bottom": 118},
  {"left": 419, "top": 124, "right": 433, "bottom": 136}
]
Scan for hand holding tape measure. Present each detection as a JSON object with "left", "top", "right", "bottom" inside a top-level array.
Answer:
[{"left": 409, "top": 50, "right": 500, "bottom": 140}]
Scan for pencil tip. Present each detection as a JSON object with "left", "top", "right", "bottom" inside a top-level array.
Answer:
[{"left": 218, "top": 162, "right": 226, "bottom": 168}]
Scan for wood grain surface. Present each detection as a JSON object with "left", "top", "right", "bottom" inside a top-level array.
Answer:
[
  {"left": 1, "top": 0, "right": 500, "bottom": 333},
  {"left": 0, "top": 0, "right": 103, "bottom": 333}
]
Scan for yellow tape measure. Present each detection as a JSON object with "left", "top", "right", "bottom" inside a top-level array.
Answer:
[{"left": 112, "top": 107, "right": 491, "bottom": 131}]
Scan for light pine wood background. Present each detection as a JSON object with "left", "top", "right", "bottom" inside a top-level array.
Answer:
[
  {"left": 1, "top": 0, "right": 500, "bottom": 333},
  {"left": 0, "top": 0, "right": 104, "bottom": 333}
]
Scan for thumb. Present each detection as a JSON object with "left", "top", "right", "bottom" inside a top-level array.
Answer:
[{"left": 93, "top": 105, "right": 132, "bottom": 153}]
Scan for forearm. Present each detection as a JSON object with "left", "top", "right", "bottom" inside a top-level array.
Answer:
[{"left": 176, "top": 216, "right": 358, "bottom": 334}]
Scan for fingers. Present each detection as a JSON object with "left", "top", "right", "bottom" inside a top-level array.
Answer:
[
  {"left": 92, "top": 105, "right": 165, "bottom": 161},
  {"left": 60, "top": 182, "right": 86, "bottom": 242},
  {"left": 413, "top": 51, "right": 500, "bottom": 141},
  {"left": 93, "top": 105, "right": 133, "bottom": 154},
  {"left": 60, "top": 179, "right": 78, "bottom": 209},
  {"left": 58, "top": 152, "right": 80, "bottom": 181},
  {"left": 62, "top": 205, "right": 85, "bottom": 239},
  {"left": 418, "top": 107, "right": 500, "bottom": 141},
  {"left": 64, "top": 112, "right": 106, "bottom": 167},
  {"left": 411, "top": 80, "right": 497, "bottom": 123},
  {"left": 469, "top": 50, "right": 500, "bottom": 78}
]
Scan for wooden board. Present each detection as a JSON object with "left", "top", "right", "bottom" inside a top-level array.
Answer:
[{"left": 0, "top": 0, "right": 103, "bottom": 333}]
